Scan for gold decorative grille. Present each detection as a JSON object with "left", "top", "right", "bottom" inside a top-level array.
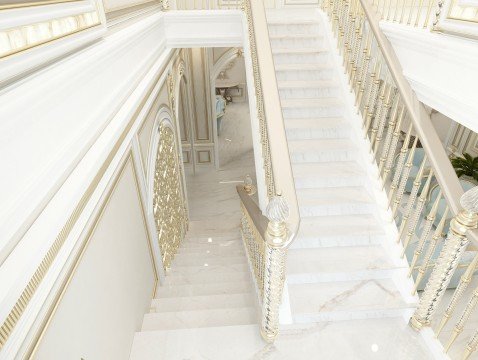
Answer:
[{"left": 153, "top": 122, "right": 187, "bottom": 270}]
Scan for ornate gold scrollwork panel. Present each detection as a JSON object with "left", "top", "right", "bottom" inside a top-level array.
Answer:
[{"left": 152, "top": 122, "right": 187, "bottom": 270}]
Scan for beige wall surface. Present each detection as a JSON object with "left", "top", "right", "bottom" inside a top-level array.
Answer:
[{"left": 33, "top": 158, "right": 155, "bottom": 360}]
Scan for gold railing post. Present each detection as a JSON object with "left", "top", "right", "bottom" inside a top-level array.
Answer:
[
  {"left": 161, "top": 0, "right": 170, "bottom": 10},
  {"left": 261, "top": 194, "right": 289, "bottom": 342},
  {"left": 410, "top": 187, "right": 478, "bottom": 330}
]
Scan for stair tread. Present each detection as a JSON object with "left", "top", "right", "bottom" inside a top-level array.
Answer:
[
  {"left": 281, "top": 97, "right": 343, "bottom": 108},
  {"left": 275, "top": 63, "right": 334, "bottom": 71},
  {"left": 142, "top": 307, "right": 257, "bottom": 331},
  {"left": 278, "top": 80, "right": 338, "bottom": 89},
  {"left": 284, "top": 117, "right": 347, "bottom": 129},
  {"left": 296, "top": 187, "right": 374, "bottom": 206},
  {"left": 287, "top": 245, "right": 404, "bottom": 279},
  {"left": 292, "top": 161, "right": 366, "bottom": 178},
  {"left": 298, "top": 215, "right": 384, "bottom": 237},
  {"left": 269, "top": 33, "right": 323, "bottom": 39},
  {"left": 289, "top": 279, "right": 415, "bottom": 318},
  {"left": 272, "top": 47, "right": 328, "bottom": 54},
  {"left": 288, "top": 138, "right": 356, "bottom": 152},
  {"left": 156, "top": 280, "right": 252, "bottom": 298}
]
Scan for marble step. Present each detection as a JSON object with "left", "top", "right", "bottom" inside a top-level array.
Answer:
[
  {"left": 130, "top": 319, "right": 433, "bottom": 360},
  {"left": 272, "top": 48, "right": 330, "bottom": 65},
  {"left": 284, "top": 117, "right": 350, "bottom": 140},
  {"left": 178, "top": 245, "right": 244, "bottom": 255},
  {"left": 155, "top": 280, "right": 252, "bottom": 299},
  {"left": 171, "top": 254, "right": 246, "bottom": 267},
  {"left": 167, "top": 263, "right": 250, "bottom": 276},
  {"left": 163, "top": 270, "right": 251, "bottom": 286},
  {"left": 150, "top": 293, "right": 256, "bottom": 313},
  {"left": 291, "top": 215, "right": 386, "bottom": 249},
  {"left": 186, "top": 219, "right": 240, "bottom": 236},
  {"left": 288, "top": 138, "right": 358, "bottom": 163},
  {"left": 182, "top": 234, "right": 242, "bottom": 246},
  {"left": 292, "top": 162, "right": 367, "bottom": 189},
  {"left": 281, "top": 98, "right": 345, "bottom": 118},
  {"left": 267, "top": 22, "right": 321, "bottom": 36},
  {"left": 278, "top": 80, "right": 340, "bottom": 99},
  {"left": 129, "top": 325, "right": 264, "bottom": 360},
  {"left": 269, "top": 33, "right": 324, "bottom": 48},
  {"left": 275, "top": 63, "right": 335, "bottom": 81},
  {"left": 141, "top": 307, "right": 257, "bottom": 331},
  {"left": 296, "top": 187, "right": 376, "bottom": 217},
  {"left": 288, "top": 279, "right": 416, "bottom": 323},
  {"left": 286, "top": 245, "right": 406, "bottom": 284},
  {"left": 174, "top": 248, "right": 245, "bottom": 261}
]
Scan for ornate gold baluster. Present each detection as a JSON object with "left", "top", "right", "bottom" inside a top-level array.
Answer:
[
  {"left": 415, "top": 0, "right": 425, "bottom": 26},
  {"left": 408, "top": 190, "right": 442, "bottom": 276},
  {"left": 401, "top": 169, "right": 434, "bottom": 257},
  {"left": 391, "top": 136, "right": 419, "bottom": 216},
  {"left": 362, "top": 62, "right": 383, "bottom": 137},
  {"left": 436, "top": 252, "right": 478, "bottom": 336},
  {"left": 378, "top": 96, "right": 401, "bottom": 175},
  {"left": 463, "top": 328, "right": 478, "bottom": 360},
  {"left": 445, "top": 287, "right": 478, "bottom": 352},
  {"left": 371, "top": 74, "right": 394, "bottom": 152},
  {"left": 411, "top": 187, "right": 478, "bottom": 330},
  {"left": 395, "top": 153, "right": 428, "bottom": 239},
  {"left": 388, "top": 121, "right": 413, "bottom": 202},
  {"left": 412, "top": 206, "right": 449, "bottom": 295},
  {"left": 262, "top": 195, "right": 289, "bottom": 342},
  {"left": 381, "top": 106, "right": 406, "bottom": 183}
]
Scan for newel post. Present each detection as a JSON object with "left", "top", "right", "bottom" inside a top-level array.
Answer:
[
  {"left": 261, "top": 194, "right": 289, "bottom": 342},
  {"left": 410, "top": 186, "right": 478, "bottom": 330}
]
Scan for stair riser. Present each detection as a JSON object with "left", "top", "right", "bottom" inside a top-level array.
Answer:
[
  {"left": 164, "top": 273, "right": 251, "bottom": 286},
  {"left": 142, "top": 308, "right": 257, "bottom": 331},
  {"left": 276, "top": 69, "right": 334, "bottom": 81},
  {"left": 268, "top": 23, "right": 320, "bottom": 36},
  {"left": 287, "top": 269, "right": 404, "bottom": 284},
  {"left": 178, "top": 246, "right": 244, "bottom": 255},
  {"left": 299, "top": 203, "right": 376, "bottom": 217},
  {"left": 285, "top": 126, "right": 350, "bottom": 140},
  {"left": 273, "top": 52, "right": 329, "bottom": 65},
  {"left": 283, "top": 106, "right": 344, "bottom": 119},
  {"left": 290, "top": 234, "right": 385, "bottom": 249},
  {"left": 176, "top": 249, "right": 245, "bottom": 258},
  {"left": 150, "top": 294, "right": 255, "bottom": 313},
  {"left": 279, "top": 86, "right": 340, "bottom": 100},
  {"left": 270, "top": 37, "right": 324, "bottom": 48},
  {"left": 173, "top": 256, "right": 247, "bottom": 267},
  {"left": 168, "top": 263, "right": 250, "bottom": 276},
  {"left": 290, "top": 149, "right": 358, "bottom": 164},
  {"left": 157, "top": 283, "right": 252, "bottom": 299}
]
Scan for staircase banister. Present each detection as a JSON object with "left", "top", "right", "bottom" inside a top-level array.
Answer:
[
  {"left": 248, "top": 0, "right": 300, "bottom": 246},
  {"left": 358, "top": 0, "right": 465, "bottom": 218},
  {"left": 236, "top": 184, "right": 268, "bottom": 236}
]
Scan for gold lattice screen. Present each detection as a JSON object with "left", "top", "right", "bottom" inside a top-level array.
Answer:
[{"left": 153, "top": 122, "right": 187, "bottom": 270}]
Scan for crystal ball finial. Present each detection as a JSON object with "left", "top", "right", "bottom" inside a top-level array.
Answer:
[
  {"left": 266, "top": 194, "right": 290, "bottom": 223},
  {"left": 245, "top": 174, "right": 253, "bottom": 187},
  {"left": 460, "top": 186, "right": 478, "bottom": 213}
]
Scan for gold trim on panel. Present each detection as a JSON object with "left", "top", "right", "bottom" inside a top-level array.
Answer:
[
  {"left": 182, "top": 150, "right": 190, "bottom": 164},
  {"left": 131, "top": 152, "right": 159, "bottom": 293},
  {"left": 27, "top": 152, "right": 157, "bottom": 359},
  {"left": 0, "top": 0, "right": 78, "bottom": 10},
  {"left": 196, "top": 150, "right": 211, "bottom": 163},
  {"left": 0, "top": 11, "right": 101, "bottom": 59}
]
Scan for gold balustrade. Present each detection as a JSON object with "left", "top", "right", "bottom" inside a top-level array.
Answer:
[
  {"left": 321, "top": 0, "right": 478, "bottom": 358},
  {"left": 371, "top": 0, "right": 440, "bottom": 29}
]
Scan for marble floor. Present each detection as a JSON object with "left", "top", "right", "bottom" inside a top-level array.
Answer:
[{"left": 217, "top": 101, "right": 253, "bottom": 168}]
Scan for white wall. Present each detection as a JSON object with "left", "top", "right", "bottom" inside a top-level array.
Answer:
[{"left": 33, "top": 158, "right": 155, "bottom": 360}]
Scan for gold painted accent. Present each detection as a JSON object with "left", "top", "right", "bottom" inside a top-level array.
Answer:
[
  {"left": 0, "top": 0, "right": 78, "bottom": 10},
  {"left": 0, "top": 11, "right": 101, "bottom": 59},
  {"left": 153, "top": 122, "right": 187, "bottom": 270}
]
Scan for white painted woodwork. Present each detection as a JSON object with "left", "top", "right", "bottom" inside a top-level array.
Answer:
[{"left": 380, "top": 22, "right": 478, "bottom": 135}]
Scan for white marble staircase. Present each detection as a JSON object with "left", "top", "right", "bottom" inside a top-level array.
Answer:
[{"left": 267, "top": 8, "right": 418, "bottom": 327}]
